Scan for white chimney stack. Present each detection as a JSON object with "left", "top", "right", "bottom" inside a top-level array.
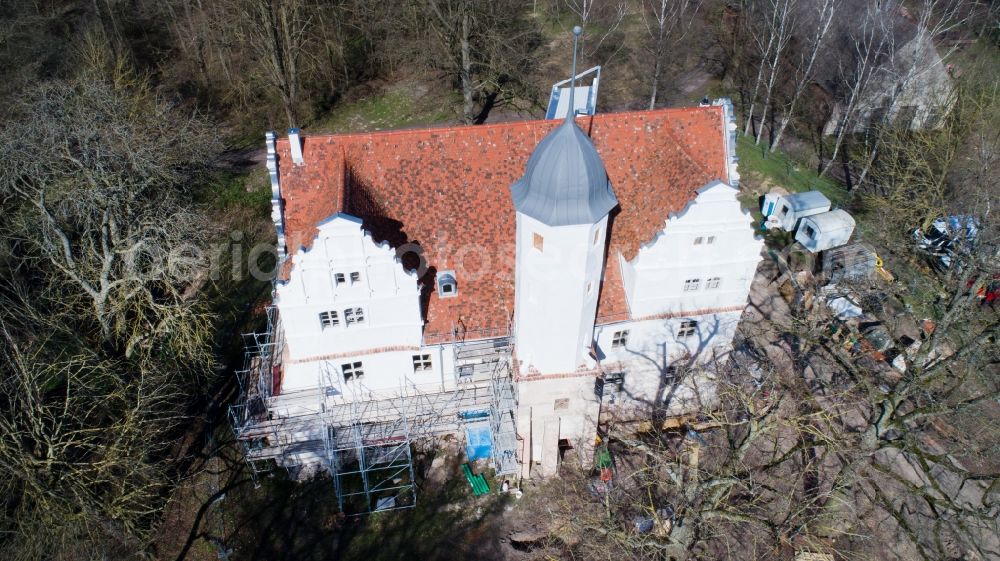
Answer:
[{"left": 288, "top": 128, "right": 304, "bottom": 165}]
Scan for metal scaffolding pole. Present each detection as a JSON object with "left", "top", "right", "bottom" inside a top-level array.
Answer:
[{"left": 230, "top": 308, "right": 520, "bottom": 512}]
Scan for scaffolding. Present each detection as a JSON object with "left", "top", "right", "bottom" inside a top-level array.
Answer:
[
  {"left": 228, "top": 306, "right": 283, "bottom": 485},
  {"left": 320, "top": 383, "right": 417, "bottom": 513},
  {"left": 452, "top": 335, "right": 519, "bottom": 475},
  {"left": 230, "top": 308, "right": 519, "bottom": 513}
]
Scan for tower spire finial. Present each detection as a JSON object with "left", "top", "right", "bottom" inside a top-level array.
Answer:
[{"left": 567, "top": 25, "right": 582, "bottom": 122}]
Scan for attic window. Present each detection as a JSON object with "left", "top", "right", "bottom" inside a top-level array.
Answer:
[
  {"left": 334, "top": 273, "right": 346, "bottom": 285},
  {"left": 593, "top": 228, "right": 601, "bottom": 246},
  {"left": 350, "top": 271, "right": 361, "bottom": 283},
  {"left": 533, "top": 232, "right": 544, "bottom": 252},
  {"left": 804, "top": 225, "right": 816, "bottom": 239},
  {"left": 780, "top": 205, "right": 789, "bottom": 216},
  {"left": 707, "top": 277, "right": 721, "bottom": 289},
  {"left": 554, "top": 398, "right": 570, "bottom": 411},
  {"left": 694, "top": 236, "right": 704, "bottom": 245},
  {"left": 684, "top": 278, "right": 701, "bottom": 291},
  {"left": 437, "top": 271, "right": 458, "bottom": 298},
  {"left": 707, "top": 236, "right": 716, "bottom": 244}
]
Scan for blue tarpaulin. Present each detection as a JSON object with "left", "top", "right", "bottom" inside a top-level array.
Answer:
[{"left": 465, "top": 424, "right": 493, "bottom": 461}]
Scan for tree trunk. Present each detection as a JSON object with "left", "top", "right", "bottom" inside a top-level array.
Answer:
[
  {"left": 648, "top": 56, "right": 661, "bottom": 110},
  {"left": 771, "top": 0, "right": 835, "bottom": 150},
  {"left": 460, "top": 12, "right": 474, "bottom": 124}
]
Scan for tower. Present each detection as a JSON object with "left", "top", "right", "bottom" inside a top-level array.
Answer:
[{"left": 510, "top": 28, "right": 618, "bottom": 374}]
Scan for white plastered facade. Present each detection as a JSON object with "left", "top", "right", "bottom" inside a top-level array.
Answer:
[
  {"left": 273, "top": 214, "right": 454, "bottom": 410},
  {"left": 513, "top": 180, "right": 763, "bottom": 474}
]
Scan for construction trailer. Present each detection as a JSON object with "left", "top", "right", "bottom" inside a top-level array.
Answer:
[
  {"left": 763, "top": 190, "right": 831, "bottom": 232},
  {"left": 822, "top": 243, "right": 878, "bottom": 284},
  {"left": 796, "top": 209, "right": 855, "bottom": 253},
  {"left": 229, "top": 308, "right": 518, "bottom": 514}
]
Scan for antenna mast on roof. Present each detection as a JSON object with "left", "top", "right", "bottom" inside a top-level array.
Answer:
[{"left": 567, "top": 25, "right": 582, "bottom": 122}]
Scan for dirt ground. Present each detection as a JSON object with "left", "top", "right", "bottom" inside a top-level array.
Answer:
[{"left": 154, "top": 436, "right": 539, "bottom": 561}]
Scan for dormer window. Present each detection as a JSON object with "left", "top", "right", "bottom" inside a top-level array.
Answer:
[{"left": 437, "top": 271, "right": 458, "bottom": 298}]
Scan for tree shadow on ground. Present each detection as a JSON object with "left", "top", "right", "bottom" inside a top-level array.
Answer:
[{"left": 219, "top": 453, "right": 510, "bottom": 561}]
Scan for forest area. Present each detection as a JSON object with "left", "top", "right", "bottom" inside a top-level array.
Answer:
[{"left": 1, "top": 0, "right": 999, "bottom": 560}]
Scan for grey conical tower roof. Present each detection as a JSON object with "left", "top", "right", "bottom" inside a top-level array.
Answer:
[{"left": 510, "top": 119, "right": 618, "bottom": 226}]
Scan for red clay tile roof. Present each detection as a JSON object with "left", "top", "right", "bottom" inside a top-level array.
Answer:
[{"left": 275, "top": 107, "right": 728, "bottom": 344}]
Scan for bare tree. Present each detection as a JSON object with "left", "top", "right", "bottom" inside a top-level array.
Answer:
[
  {"left": 740, "top": 0, "right": 795, "bottom": 141},
  {"left": 0, "top": 75, "right": 218, "bottom": 359},
  {"left": 563, "top": 0, "right": 631, "bottom": 63},
  {"left": 753, "top": 0, "right": 796, "bottom": 145},
  {"left": 0, "top": 61, "right": 219, "bottom": 561},
  {"left": 817, "top": 0, "right": 895, "bottom": 177},
  {"left": 424, "top": 0, "right": 541, "bottom": 124},
  {"left": 852, "top": 0, "right": 970, "bottom": 185},
  {"left": 0, "top": 313, "right": 191, "bottom": 560},
  {"left": 237, "top": 0, "right": 313, "bottom": 128},
  {"left": 768, "top": 0, "right": 836, "bottom": 150},
  {"left": 641, "top": 0, "right": 703, "bottom": 109},
  {"left": 820, "top": 0, "right": 969, "bottom": 180}
]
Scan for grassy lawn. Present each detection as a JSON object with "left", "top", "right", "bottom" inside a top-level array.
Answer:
[
  {"left": 312, "top": 86, "right": 458, "bottom": 134},
  {"left": 736, "top": 133, "right": 848, "bottom": 206},
  {"left": 157, "top": 436, "right": 514, "bottom": 561}
]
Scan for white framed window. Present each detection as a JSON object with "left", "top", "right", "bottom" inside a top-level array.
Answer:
[
  {"left": 342, "top": 361, "right": 364, "bottom": 381},
  {"left": 684, "top": 278, "right": 701, "bottom": 291},
  {"left": 693, "top": 236, "right": 704, "bottom": 245},
  {"left": 554, "top": 398, "right": 570, "bottom": 410},
  {"left": 593, "top": 228, "right": 601, "bottom": 246},
  {"left": 350, "top": 271, "right": 361, "bottom": 283},
  {"left": 612, "top": 330, "right": 629, "bottom": 348},
  {"left": 587, "top": 281, "right": 594, "bottom": 295},
  {"left": 707, "top": 277, "right": 721, "bottom": 289},
  {"left": 707, "top": 236, "right": 716, "bottom": 244},
  {"left": 344, "top": 307, "right": 365, "bottom": 325},
  {"left": 319, "top": 310, "right": 339, "bottom": 328},
  {"left": 412, "top": 354, "right": 432, "bottom": 372},
  {"left": 533, "top": 232, "right": 544, "bottom": 252},
  {"left": 334, "top": 273, "right": 346, "bottom": 285},
  {"left": 677, "top": 320, "right": 698, "bottom": 338}
]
